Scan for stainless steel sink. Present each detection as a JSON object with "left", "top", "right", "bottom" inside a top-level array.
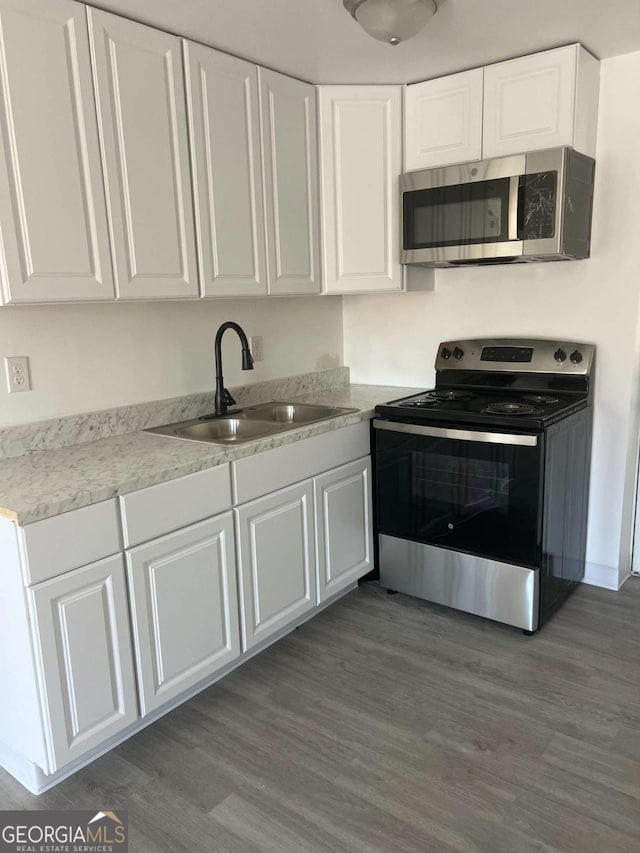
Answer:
[
  {"left": 174, "top": 418, "right": 285, "bottom": 443},
  {"left": 242, "top": 401, "right": 356, "bottom": 425},
  {"left": 145, "top": 401, "right": 358, "bottom": 445}
]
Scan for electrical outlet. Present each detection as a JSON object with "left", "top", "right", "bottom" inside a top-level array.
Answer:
[
  {"left": 5, "top": 356, "right": 31, "bottom": 393},
  {"left": 250, "top": 335, "right": 264, "bottom": 362}
]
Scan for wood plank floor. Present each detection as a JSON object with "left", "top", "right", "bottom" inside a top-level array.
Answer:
[{"left": 1, "top": 579, "right": 639, "bottom": 852}]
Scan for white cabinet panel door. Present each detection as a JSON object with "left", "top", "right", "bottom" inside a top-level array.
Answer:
[
  {"left": 29, "top": 554, "right": 137, "bottom": 771},
  {"left": 0, "top": 0, "right": 114, "bottom": 304},
  {"left": 126, "top": 514, "right": 240, "bottom": 716},
  {"left": 236, "top": 481, "right": 316, "bottom": 650},
  {"left": 483, "top": 45, "right": 598, "bottom": 159},
  {"left": 87, "top": 9, "right": 198, "bottom": 299},
  {"left": 184, "top": 43, "right": 267, "bottom": 297},
  {"left": 319, "top": 86, "right": 402, "bottom": 294},
  {"left": 404, "top": 69, "right": 483, "bottom": 170},
  {"left": 315, "top": 457, "right": 373, "bottom": 602},
  {"left": 259, "top": 69, "right": 320, "bottom": 295}
]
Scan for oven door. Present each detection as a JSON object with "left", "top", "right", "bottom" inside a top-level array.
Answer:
[{"left": 373, "top": 420, "right": 543, "bottom": 568}]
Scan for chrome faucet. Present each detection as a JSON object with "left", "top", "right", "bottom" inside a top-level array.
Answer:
[{"left": 214, "top": 322, "right": 254, "bottom": 416}]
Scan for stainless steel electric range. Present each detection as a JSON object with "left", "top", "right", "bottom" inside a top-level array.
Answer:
[{"left": 372, "top": 338, "right": 595, "bottom": 633}]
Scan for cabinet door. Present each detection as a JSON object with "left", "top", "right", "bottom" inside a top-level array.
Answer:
[
  {"left": 259, "top": 69, "right": 320, "bottom": 295},
  {"left": 319, "top": 86, "right": 402, "bottom": 294},
  {"left": 0, "top": 0, "right": 114, "bottom": 304},
  {"left": 126, "top": 514, "right": 240, "bottom": 716},
  {"left": 235, "top": 481, "right": 316, "bottom": 650},
  {"left": 315, "top": 457, "right": 373, "bottom": 603},
  {"left": 483, "top": 44, "right": 597, "bottom": 159},
  {"left": 184, "top": 43, "right": 267, "bottom": 297},
  {"left": 87, "top": 9, "right": 198, "bottom": 299},
  {"left": 404, "top": 69, "right": 483, "bottom": 170},
  {"left": 28, "top": 554, "right": 137, "bottom": 772}
]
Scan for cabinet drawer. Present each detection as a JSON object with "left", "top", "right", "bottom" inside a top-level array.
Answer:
[
  {"left": 19, "top": 499, "right": 121, "bottom": 586},
  {"left": 232, "top": 421, "right": 370, "bottom": 504},
  {"left": 120, "top": 465, "right": 232, "bottom": 547}
]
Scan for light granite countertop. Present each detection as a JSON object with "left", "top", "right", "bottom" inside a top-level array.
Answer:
[{"left": 0, "top": 384, "right": 419, "bottom": 526}]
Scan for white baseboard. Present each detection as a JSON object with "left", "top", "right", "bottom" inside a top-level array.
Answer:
[
  {"left": 581, "top": 561, "right": 626, "bottom": 590},
  {"left": 617, "top": 570, "right": 633, "bottom": 589},
  {"left": 0, "top": 739, "right": 42, "bottom": 793}
]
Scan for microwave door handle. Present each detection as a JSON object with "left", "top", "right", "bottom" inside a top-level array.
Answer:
[{"left": 508, "top": 175, "right": 521, "bottom": 241}]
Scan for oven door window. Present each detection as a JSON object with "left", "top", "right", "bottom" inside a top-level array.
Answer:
[
  {"left": 376, "top": 428, "right": 542, "bottom": 567},
  {"left": 403, "top": 177, "right": 511, "bottom": 249}
]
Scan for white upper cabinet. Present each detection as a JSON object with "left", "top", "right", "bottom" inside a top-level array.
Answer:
[
  {"left": 404, "top": 45, "right": 600, "bottom": 171},
  {"left": 319, "top": 85, "right": 403, "bottom": 294},
  {"left": 0, "top": 0, "right": 114, "bottom": 304},
  {"left": 183, "top": 47, "right": 320, "bottom": 297},
  {"left": 404, "top": 69, "right": 484, "bottom": 171},
  {"left": 87, "top": 9, "right": 198, "bottom": 300},
  {"left": 184, "top": 44, "right": 267, "bottom": 297},
  {"left": 259, "top": 69, "right": 320, "bottom": 295},
  {"left": 483, "top": 44, "right": 600, "bottom": 160}
]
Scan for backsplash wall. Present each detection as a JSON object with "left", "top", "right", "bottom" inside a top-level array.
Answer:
[
  {"left": 343, "top": 52, "right": 640, "bottom": 591},
  {"left": 0, "top": 296, "right": 344, "bottom": 428}
]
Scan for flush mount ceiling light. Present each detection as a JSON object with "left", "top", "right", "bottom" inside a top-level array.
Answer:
[{"left": 343, "top": 0, "right": 443, "bottom": 46}]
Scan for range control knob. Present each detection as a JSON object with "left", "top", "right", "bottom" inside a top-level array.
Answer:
[
  {"left": 452, "top": 347, "right": 464, "bottom": 360},
  {"left": 570, "top": 350, "right": 583, "bottom": 364},
  {"left": 553, "top": 348, "right": 567, "bottom": 363},
  {"left": 440, "top": 347, "right": 452, "bottom": 360}
]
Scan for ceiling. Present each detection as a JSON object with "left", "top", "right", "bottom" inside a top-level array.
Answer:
[{"left": 90, "top": 0, "right": 640, "bottom": 85}]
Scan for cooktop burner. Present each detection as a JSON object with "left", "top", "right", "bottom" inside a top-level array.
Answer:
[
  {"left": 426, "top": 389, "right": 475, "bottom": 401},
  {"left": 522, "top": 394, "right": 559, "bottom": 405},
  {"left": 401, "top": 397, "right": 439, "bottom": 408},
  {"left": 484, "top": 402, "right": 539, "bottom": 416}
]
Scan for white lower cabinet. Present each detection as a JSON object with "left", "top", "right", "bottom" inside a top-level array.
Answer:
[
  {"left": 28, "top": 554, "right": 138, "bottom": 772},
  {"left": 126, "top": 514, "right": 240, "bottom": 715},
  {"left": 315, "top": 457, "right": 373, "bottom": 603},
  {"left": 0, "top": 426, "right": 373, "bottom": 793},
  {"left": 235, "top": 481, "right": 316, "bottom": 651}
]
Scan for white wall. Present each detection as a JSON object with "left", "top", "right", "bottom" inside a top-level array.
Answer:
[
  {"left": 0, "top": 296, "right": 343, "bottom": 427},
  {"left": 343, "top": 52, "right": 640, "bottom": 590}
]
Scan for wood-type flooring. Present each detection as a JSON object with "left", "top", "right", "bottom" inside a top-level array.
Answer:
[{"left": 1, "top": 579, "right": 639, "bottom": 852}]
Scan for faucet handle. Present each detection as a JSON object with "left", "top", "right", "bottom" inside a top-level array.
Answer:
[{"left": 223, "top": 388, "right": 236, "bottom": 406}]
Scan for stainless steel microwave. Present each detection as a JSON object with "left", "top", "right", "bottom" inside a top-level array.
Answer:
[{"left": 401, "top": 147, "right": 595, "bottom": 267}]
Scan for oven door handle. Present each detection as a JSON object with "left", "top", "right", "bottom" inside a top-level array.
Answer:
[{"left": 372, "top": 419, "right": 538, "bottom": 447}]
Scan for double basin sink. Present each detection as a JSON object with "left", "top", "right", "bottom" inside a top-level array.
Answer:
[{"left": 146, "top": 401, "right": 358, "bottom": 446}]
